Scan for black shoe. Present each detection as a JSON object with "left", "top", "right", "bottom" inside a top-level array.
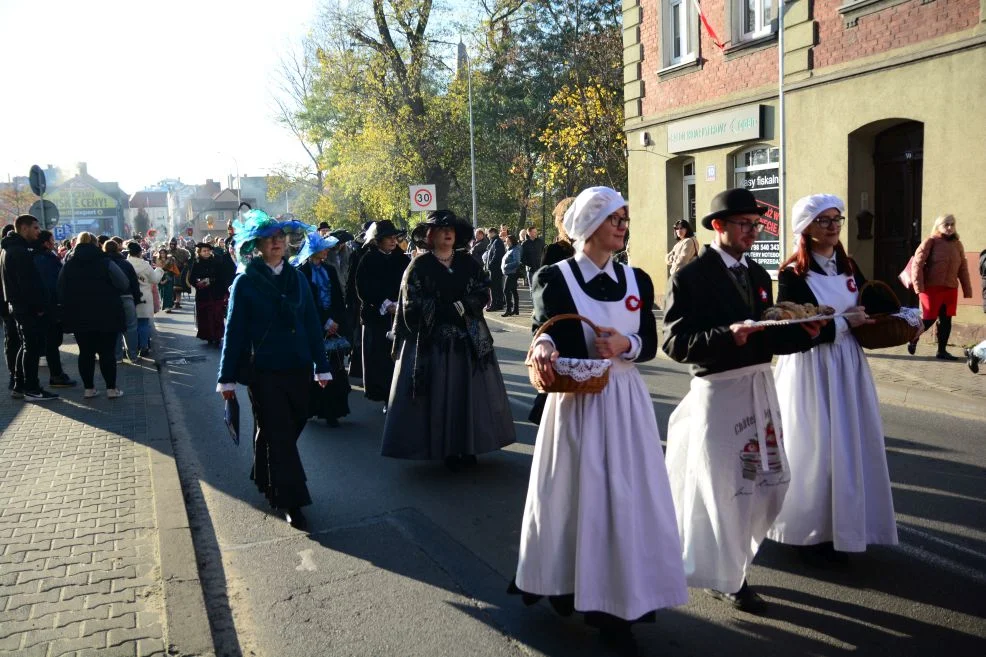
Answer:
[
  {"left": 598, "top": 627, "right": 639, "bottom": 657},
  {"left": 326, "top": 417, "right": 340, "bottom": 428},
  {"left": 48, "top": 374, "right": 77, "bottom": 388},
  {"left": 706, "top": 581, "right": 767, "bottom": 614},
  {"left": 907, "top": 341, "right": 917, "bottom": 355},
  {"left": 966, "top": 349, "right": 980, "bottom": 374},
  {"left": 23, "top": 388, "right": 58, "bottom": 402},
  {"left": 284, "top": 507, "right": 309, "bottom": 531},
  {"left": 936, "top": 351, "right": 959, "bottom": 361},
  {"left": 461, "top": 454, "right": 478, "bottom": 467},
  {"left": 501, "top": 311, "right": 512, "bottom": 317}
]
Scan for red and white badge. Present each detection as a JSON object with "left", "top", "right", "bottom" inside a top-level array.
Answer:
[
  {"left": 847, "top": 277, "right": 857, "bottom": 293},
  {"left": 625, "top": 295, "right": 641, "bottom": 312},
  {"left": 758, "top": 287, "right": 768, "bottom": 303}
]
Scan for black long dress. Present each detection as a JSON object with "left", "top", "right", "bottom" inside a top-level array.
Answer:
[
  {"left": 381, "top": 252, "right": 516, "bottom": 459},
  {"left": 345, "top": 242, "right": 368, "bottom": 378},
  {"left": 355, "top": 246, "right": 410, "bottom": 401},
  {"left": 189, "top": 255, "right": 230, "bottom": 342},
  {"left": 298, "top": 261, "right": 352, "bottom": 422}
]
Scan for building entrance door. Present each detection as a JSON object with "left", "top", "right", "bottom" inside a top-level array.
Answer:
[{"left": 874, "top": 121, "right": 923, "bottom": 303}]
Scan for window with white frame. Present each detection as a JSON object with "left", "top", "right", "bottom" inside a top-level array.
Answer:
[
  {"left": 736, "top": 0, "right": 774, "bottom": 42},
  {"left": 662, "top": 0, "right": 698, "bottom": 67}
]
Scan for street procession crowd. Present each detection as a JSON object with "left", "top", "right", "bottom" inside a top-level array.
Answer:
[{"left": 2, "top": 183, "right": 985, "bottom": 656}]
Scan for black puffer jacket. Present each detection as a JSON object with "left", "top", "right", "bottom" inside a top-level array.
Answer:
[
  {"left": 57, "top": 243, "right": 127, "bottom": 333},
  {"left": 0, "top": 232, "right": 46, "bottom": 313}
]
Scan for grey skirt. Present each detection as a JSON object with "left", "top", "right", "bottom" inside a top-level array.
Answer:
[{"left": 381, "top": 336, "right": 516, "bottom": 460}]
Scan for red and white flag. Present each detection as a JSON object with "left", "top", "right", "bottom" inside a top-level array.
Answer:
[{"left": 692, "top": 0, "right": 725, "bottom": 50}]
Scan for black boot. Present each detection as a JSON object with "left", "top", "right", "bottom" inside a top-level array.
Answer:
[
  {"left": 936, "top": 315, "right": 957, "bottom": 359},
  {"left": 965, "top": 349, "right": 980, "bottom": 373}
]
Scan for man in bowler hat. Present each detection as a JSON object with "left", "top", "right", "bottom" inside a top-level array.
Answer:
[{"left": 662, "top": 188, "right": 825, "bottom": 614}]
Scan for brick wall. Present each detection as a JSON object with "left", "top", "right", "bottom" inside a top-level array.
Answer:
[
  {"left": 814, "top": 0, "right": 980, "bottom": 68},
  {"left": 641, "top": 0, "right": 780, "bottom": 116},
  {"left": 639, "top": 0, "right": 981, "bottom": 118}
]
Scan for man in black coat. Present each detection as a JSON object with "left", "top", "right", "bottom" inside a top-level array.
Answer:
[
  {"left": 520, "top": 225, "right": 545, "bottom": 287},
  {"left": 0, "top": 214, "right": 57, "bottom": 400},
  {"left": 0, "top": 224, "right": 23, "bottom": 394},
  {"left": 483, "top": 226, "right": 506, "bottom": 310},
  {"left": 34, "top": 230, "right": 75, "bottom": 388},
  {"left": 662, "top": 188, "right": 823, "bottom": 614}
]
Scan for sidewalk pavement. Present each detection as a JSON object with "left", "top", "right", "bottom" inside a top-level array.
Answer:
[
  {"left": 492, "top": 283, "right": 983, "bottom": 417},
  {"left": 0, "top": 339, "right": 213, "bottom": 656}
]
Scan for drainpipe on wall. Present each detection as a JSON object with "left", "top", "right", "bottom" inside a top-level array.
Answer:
[{"left": 778, "top": 1, "right": 789, "bottom": 268}]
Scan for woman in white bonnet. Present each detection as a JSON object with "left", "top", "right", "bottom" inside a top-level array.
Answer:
[
  {"left": 508, "top": 186, "right": 686, "bottom": 654},
  {"left": 767, "top": 193, "right": 898, "bottom": 563}
]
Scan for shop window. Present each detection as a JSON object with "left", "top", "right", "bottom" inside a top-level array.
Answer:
[
  {"left": 683, "top": 161, "right": 697, "bottom": 227},
  {"left": 732, "top": 145, "right": 781, "bottom": 273},
  {"left": 662, "top": 0, "right": 699, "bottom": 68},
  {"left": 734, "top": 0, "right": 775, "bottom": 43}
]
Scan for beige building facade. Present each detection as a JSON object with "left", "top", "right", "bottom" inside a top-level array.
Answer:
[{"left": 623, "top": 0, "right": 986, "bottom": 335}]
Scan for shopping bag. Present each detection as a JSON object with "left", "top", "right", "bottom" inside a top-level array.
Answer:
[{"left": 897, "top": 256, "right": 915, "bottom": 291}]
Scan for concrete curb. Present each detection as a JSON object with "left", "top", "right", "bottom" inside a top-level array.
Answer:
[{"left": 142, "top": 364, "right": 216, "bottom": 657}]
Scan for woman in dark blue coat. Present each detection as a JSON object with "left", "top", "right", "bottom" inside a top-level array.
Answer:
[{"left": 217, "top": 211, "right": 331, "bottom": 531}]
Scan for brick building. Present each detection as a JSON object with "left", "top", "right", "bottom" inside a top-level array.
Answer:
[{"left": 623, "top": 0, "right": 986, "bottom": 335}]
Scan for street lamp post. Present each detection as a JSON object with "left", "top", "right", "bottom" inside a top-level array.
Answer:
[{"left": 465, "top": 44, "right": 478, "bottom": 229}]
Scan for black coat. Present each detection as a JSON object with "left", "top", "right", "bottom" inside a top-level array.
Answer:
[
  {"left": 190, "top": 256, "right": 230, "bottom": 302},
  {"left": 0, "top": 232, "right": 46, "bottom": 313},
  {"left": 484, "top": 237, "right": 505, "bottom": 274},
  {"left": 540, "top": 240, "right": 576, "bottom": 269},
  {"left": 470, "top": 236, "right": 489, "bottom": 265},
  {"left": 298, "top": 261, "right": 351, "bottom": 340},
  {"left": 57, "top": 243, "right": 126, "bottom": 334},
  {"left": 777, "top": 258, "right": 866, "bottom": 345},
  {"left": 521, "top": 236, "right": 545, "bottom": 269},
  {"left": 662, "top": 246, "right": 814, "bottom": 376},
  {"left": 109, "top": 253, "right": 142, "bottom": 304},
  {"left": 355, "top": 247, "right": 410, "bottom": 325}
]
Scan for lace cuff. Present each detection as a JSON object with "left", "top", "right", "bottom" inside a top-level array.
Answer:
[{"left": 217, "top": 382, "right": 236, "bottom": 392}]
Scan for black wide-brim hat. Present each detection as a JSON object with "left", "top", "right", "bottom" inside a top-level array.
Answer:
[
  {"left": 330, "top": 229, "right": 354, "bottom": 243},
  {"left": 317, "top": 221, "right": 331, "bottom": 231},
  {"left": 410, "top": 210, "right": 473, "bottom": 249},
  {"left": 194, "top": 242, "right": 214, "bottom": 250},
  {"left": 366, "top": 220, "right": 405, "bottom": 241},
  {"left": 701, "top": 188, "right": 767, "bottom": 230}
]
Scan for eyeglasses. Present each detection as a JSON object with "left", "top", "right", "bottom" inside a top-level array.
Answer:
[
  {"left": 813, "top": 216, "right": 846, "bottom": 228},
  {"left": 725, "top": 219, "right": 764, "bottom": 234},
  {"left": 606, "top": 212, "right": 630, "bottom": 228}
]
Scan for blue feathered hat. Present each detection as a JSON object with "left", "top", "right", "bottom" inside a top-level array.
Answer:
[
  {"left": 291, "top": 231, "right": 340, "bottom": 267},
  {"left": 233, "top": 209, "right": 312, "bottom": 258}
]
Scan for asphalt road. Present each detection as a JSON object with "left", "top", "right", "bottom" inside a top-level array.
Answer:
[{"left": 154, "top": 307, "right": 986, "bottom": 657}]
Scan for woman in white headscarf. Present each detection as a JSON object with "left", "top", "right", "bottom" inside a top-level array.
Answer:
[
  {"left": 767, "top": 194, "right": 898, "bottom": 563},
  {"left": 508, "top": 186, "right": 687, "bottom": 654}
]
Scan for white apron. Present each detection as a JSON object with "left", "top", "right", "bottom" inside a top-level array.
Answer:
[
  {"left": 666, "top": 363, "right": 789, "bottom": 593},
  {"left": 515, "top": 262, "right": 688, "bottom": 620},
  {"left": 769, "top": 271, "right": 898, "bottom": 550}
]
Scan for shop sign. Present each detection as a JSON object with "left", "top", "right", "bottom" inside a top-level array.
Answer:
[
  {"left": 737, "top": 169, "right": 780, "bottom": 273},
  {"left": 47, "top": 181, "right": 119, "bottom": 218},
  {"left": 667, "top": 105, "right": 763, "bottom": 153}
]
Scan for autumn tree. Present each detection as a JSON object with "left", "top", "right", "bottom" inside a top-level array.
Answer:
[{"left": 0, "top": 186, "right": 38, "bottom": 225}]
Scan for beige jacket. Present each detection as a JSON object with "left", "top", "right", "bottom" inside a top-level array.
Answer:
[
  {"left": 127, "top": 255, "right": 164, "bottom": 319},
  {"left": 666, "top": 236, "right": 700, "bottom": 276},
  {"left": 912, "top": 235, "right": 972, "bottom": 296}
]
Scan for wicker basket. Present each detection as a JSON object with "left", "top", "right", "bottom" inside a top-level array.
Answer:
[
  {"left": 852, "top": 280, "right": 922, "bottom": 349},
  {"left": 526, "top": 313, "right": 611, "bottom": 394}
]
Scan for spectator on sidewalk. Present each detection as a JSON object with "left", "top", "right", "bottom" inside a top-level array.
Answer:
[
  {"left": 169, "top": 238, "right": 191, "bottom": 309},
  {"left": 483, "top": 226, "right": 506, "bottom": 311},
  {"left": 908, "top": 214, "right": 972, "bottom": 360},
  {"left": 126, "top": 242, "right": 163, "bottom": 358},
  {"left": 666, "top": 219, "right": 700, "bottom": 276},
  {"left": 104, "top": 240, "right": 140, "bottom": 363},
  {"left": 470, "top": 228, "right": 489, "bottom": 265},
  {"left": 520, "top": 225, "right": 544, "bottom": 287},
  {"left": 541, "top": 201, "right": 576, "bottom": 269},
  {"left": 501, "top": 234, "right": 522, "bottom": 317},
  {"left": 58, "top": 232, "right": 128, "bottom": 399},
  {"left": 0, "top": 223, "right": 23, "bottom": 395},
  {"left": 217, "top": 210, "right": 332, "bottom": 531},
  {"left": 0, "top": 214, "right": 58, "bottom": 401},
  {"left": 767, "top": 194, "right": 896, "bottom": 564},
  {"left": 34, "top": 230, "right": 76, "bottom": 388}
]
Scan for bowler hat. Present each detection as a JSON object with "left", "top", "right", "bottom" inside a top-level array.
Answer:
[
  {"left": 318, "top": 221, "right": 331, "bottom": 231},
  {"left": 365, "top": 220, "right": 404, "bottom": 242},
  {"left": 410, "top": 210, "right": 473, "bottom": 249},
  {"left": 701, "top": 188, "right": 766, "bottom": 230}
]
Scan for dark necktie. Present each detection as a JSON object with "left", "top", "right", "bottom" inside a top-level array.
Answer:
[{"left": 730, "top": 264, "right": 752, "bottom": 306}]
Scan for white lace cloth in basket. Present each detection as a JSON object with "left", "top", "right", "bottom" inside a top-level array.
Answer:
[
  {"left": 553, "top": 357, "right": 612, "bottom": 381},
  {"left": 893, "top": 306, "right": 922, "bottom": 328}
]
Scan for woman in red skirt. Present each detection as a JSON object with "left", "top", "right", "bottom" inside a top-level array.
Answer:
[{"left": 908, "top": 214, "right": 973, "bottom": 360}]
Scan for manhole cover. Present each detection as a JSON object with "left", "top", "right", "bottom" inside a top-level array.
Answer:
[{"left": 158, "top": 354, "right": 207, "bottom": 365}]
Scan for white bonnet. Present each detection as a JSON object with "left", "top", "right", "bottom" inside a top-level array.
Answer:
[
  {"left": 562, "top": 186, "right": 626, "bottom": 243},
  {"left": 791, "top": 194, "right": 845, "bottom": 246}
]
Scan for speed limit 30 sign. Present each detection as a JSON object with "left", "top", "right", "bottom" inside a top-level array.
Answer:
[{"left": 409, "top": 184, "right": 437, "bottom": 212}]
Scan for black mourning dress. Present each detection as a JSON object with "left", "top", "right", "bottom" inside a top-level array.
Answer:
[
  {"left": 298, "top": 260, "right": 352, "bottom": 422},
  {"left": 355, "top": 246, "right": 410, "bottom": 401},
  {"left": 381, "top": 252, "right": 516, "bottom": 459}
]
